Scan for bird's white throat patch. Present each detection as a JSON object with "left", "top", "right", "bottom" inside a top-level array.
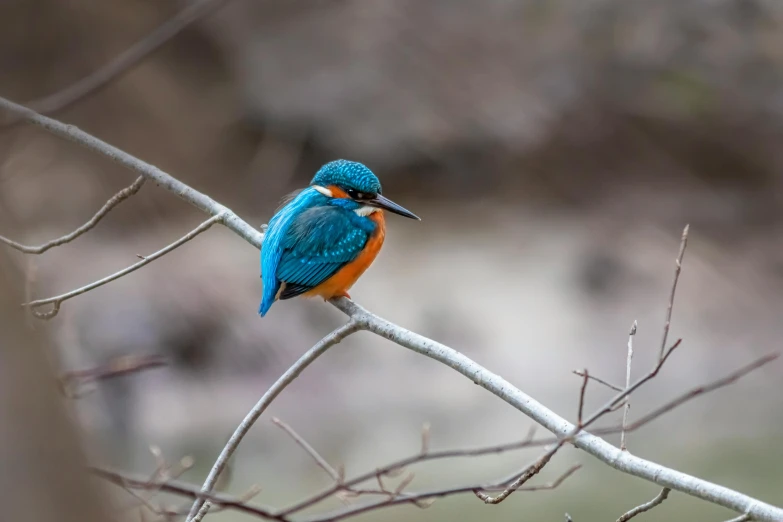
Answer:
[{"left": 354, "top": 205, "right": 380, "bottom": 217}]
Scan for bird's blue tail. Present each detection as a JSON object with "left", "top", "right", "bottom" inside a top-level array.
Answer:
[
  {"left": 258, "top": 280, "right": 280, "bottom": 317},
  {"left": 258, "top": 296, "right": 273, "bottom": 317}
]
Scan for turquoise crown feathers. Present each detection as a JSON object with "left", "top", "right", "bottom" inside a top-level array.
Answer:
[{"left": 311, "top": 160, "right": 382, "bottom": 194}]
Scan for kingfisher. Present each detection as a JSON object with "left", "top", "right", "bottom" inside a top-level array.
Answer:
[{"left": 258, "top": 160, "right": 420, "bottom": 316}]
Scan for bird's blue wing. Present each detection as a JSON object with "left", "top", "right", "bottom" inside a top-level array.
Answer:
[
  {"left": 275, "top": 206, "right": 371, "bottom": 299},
  {"left": 260, "top": 188, "right": 324, "bottom": 316}
]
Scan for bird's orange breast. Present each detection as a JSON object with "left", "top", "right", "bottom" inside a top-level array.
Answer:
[{"left": 305, "top": 211, "right": 386, "bottom": 300}]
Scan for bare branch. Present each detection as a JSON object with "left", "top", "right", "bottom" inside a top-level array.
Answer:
[
  {"left": 476, "top": 332, "right": 681, "bottom": 507},
  {"left": 572, "top": 370, "right": 623, "bottom": 392},
  {"left": 0, "top": 96, "right": 264, "bottom": 250},
  {"left": 97, "top": 460, "right": 578, "bottom": 522},
  {"left": 2, "top": 94, "right": 781, "bottom": 521},
  {"left": 96, "top": 348, "right": 773, "bottom": 522},
  {"left": 472, "top": 366, "right": 592, "bottom": 505},
  {"left": 473, "top": 444, "right": 563, "bottom": 504},
  {"left": 596, "top": 353, "right": 780, "bottom": 436},
  {"left": 616, "top": 488, "right": 671, "bottom": 522},
  {"left": 280, "top": 429, "right": 577, "bottom": 516},
  {"left": 303, "top": 466, "right": 580, "bottom": 522},
  {"left": 90, "top": 467, "right": 285, "bottom": 521},
  {"left": 60, "top": 354, "right": 167, "bottom": 397},
  {"left": 621, "top": 320, "right": 637, "bottom": 451},
  {"left": 516, "top": 465, "right": 581, "bottom": 492},
  {"left": 187, "top": 321, "right": 361, "bottom": 522},
  {"left": 0, "top": 177, "right": 145, "bottom": 254},
  {"left": 336, "top": 297, "right": 783, "bottom": 520},
  {"left": 474, "top": 357, "right": 596, "bottom": 505},
  {"left": 22, "top": 215, "right": 221, "bottom": 319},
  {"left": 272, "top": 418, "right": 341, "bottom": 483},
  {"left": 490, "top": 353, "right": 779, "bottom": 494},
  {"left": 659, "top": 225, "right": 689, "bottom": 361},
  {"left": 578, "top": 339, "right": 681, "bottom": 429},
  {"left": 22, "top": 0, "right": 229, "bottom": 116}
]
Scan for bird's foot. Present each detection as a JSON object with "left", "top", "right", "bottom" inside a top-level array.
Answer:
[{"left": 330, "top": 290, "right": 351, "bottom": 300}]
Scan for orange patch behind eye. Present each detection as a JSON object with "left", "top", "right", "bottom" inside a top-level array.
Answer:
[{"left": 327, "top": 185, "right": 350, "bottom": 198}]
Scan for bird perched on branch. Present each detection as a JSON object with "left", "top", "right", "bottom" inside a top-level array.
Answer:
[{"left": 259, "top": 160, "right": 420, "bottom": 316}]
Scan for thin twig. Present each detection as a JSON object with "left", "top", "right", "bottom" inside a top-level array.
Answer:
[
  {"left": 616, "top": 488, "right": 671, "bottom": 522},
  {"left": 473, "top": 362, "right": 598, "bottom": 505},
  {"left": 597, "top": 353, "right": 780, "bottom": 436},
  {"left": 280, "top": 432, "right": 581, "bottom": 516},
  {"left": 272, "top": 418, "right": 341, "bottom": 483},
  {"left": 375, "top": 474, "right": 387, "bottom": 494},
  {"left": 580, "top": 339, "right": 681, "bottom": 429},
  {"left": 22, "top": 215, "right": 221, "bottom": 319},
  {"left": 392, "top": 473, "right": 415, "bottom": 496},
  {"left": 420, "top": 423, "right": 431, "bottom": 455},
  {"left": 119, "top": 450, "right": 195, "bottom": 516},
  {"left": 472, "top": 334, "right": 681, "bottom": 503},
  {"left": 0, "top": 176, "right": 145, "bottom": 254},
  {"left": 659, "top": 225, "right": 689, "bottom": 361},
  {"left": 90, "top": 467, "right": 285, "bottom": 521},
  {"left": 723, "top": 514, "right": 752, "bottom": 522},
  {"left": 415, "top": 336, "right": 671, "bottom": 505},
  {"left": 621, "top": 320, "right": 637, "bottom": 451},
  {"left": 60, "top": 354, "right": 167, "bottom": 396},
  {"left": 482, "top": 371, "right": 588, "bottom": 507},
  {"left": 302, "top": 466, "right": 581, "bottom": 522},
  {"left": 146, "top": 485, "right": 261, "bottom": 519},
  {"left": 572, "top": 370, "right": 623, "bottom": 392},
  {"left": 511, "top": 464, "right": 581, "bottom": 492},
  {"left": 21, "top": 0, "right": 229, "bottom": 117},
  {"left": 473, "top": 445, "right": 563, "bottom": 504},
  {"left": 186, "top": 321, "right": 361, "bottom": 522},
  {"left": 577, "top": 369, "right": 589, "bottom": 426},
  {"left": 97, "top": 462, "right": 578, "bottom": 522},
  {"left": 119, "top": 485, "right": 164, "bottom": 517}
]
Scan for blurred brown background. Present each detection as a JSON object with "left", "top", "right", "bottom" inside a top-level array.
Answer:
[{"left": 1, "top": 0, "right": 782, "bottom": 520}]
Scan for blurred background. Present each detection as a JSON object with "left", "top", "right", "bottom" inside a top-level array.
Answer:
[{"left": 1, "top": 0, "right": 782, "bottom": 520}]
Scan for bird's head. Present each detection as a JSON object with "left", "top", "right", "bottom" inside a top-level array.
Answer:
[{"left": 310, "top": 160, "right": 420, "bottom": 220}]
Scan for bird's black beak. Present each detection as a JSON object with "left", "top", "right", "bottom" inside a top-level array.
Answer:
[{"left": 368, "top": 194, "right": 421, "bottom": 220}]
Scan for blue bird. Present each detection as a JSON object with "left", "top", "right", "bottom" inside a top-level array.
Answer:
[{"left": 259, "top": 160, "right": 420, "bottom": 316}]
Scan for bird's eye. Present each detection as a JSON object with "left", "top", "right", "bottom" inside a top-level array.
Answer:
[{"left": 356, "top": 192, "right": 365, "bottom": 199}]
